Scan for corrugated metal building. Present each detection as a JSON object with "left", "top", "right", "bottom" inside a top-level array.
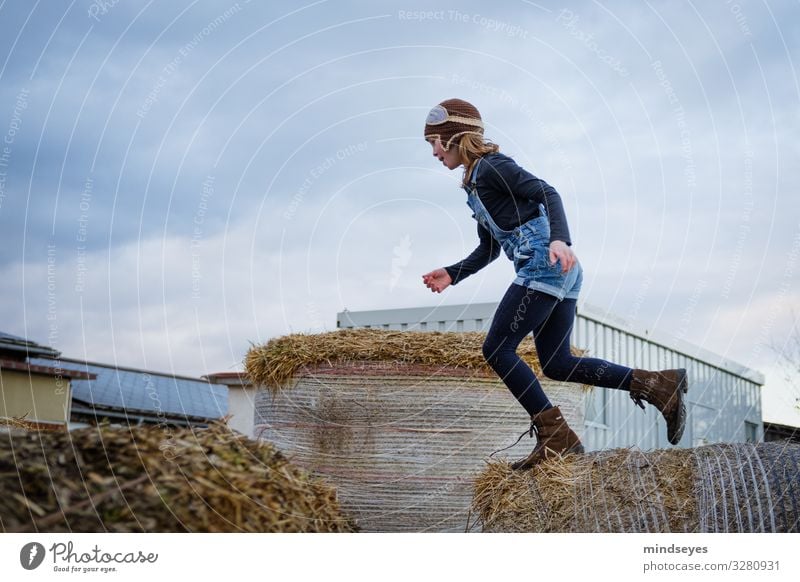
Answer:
[{"left": 337, "top": 301, "right": 765, "bottom": 451}]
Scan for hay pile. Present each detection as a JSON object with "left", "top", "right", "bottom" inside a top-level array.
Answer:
[
  {"left": 472, "top": 442, "right": 800, "bottom": 533},
  {"left": 245, "top": 328, "right": 587, "bottom": 389},
  {"left": 0, "top": 421, "right": 356, "bottom": 533}
]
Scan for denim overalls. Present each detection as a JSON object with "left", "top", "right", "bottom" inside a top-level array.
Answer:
[{"left": 465, "top": 158, "right": 583, "bottom": 301}]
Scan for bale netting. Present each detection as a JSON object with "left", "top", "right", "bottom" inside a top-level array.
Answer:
[
  {"left": 0, "top": 421, "right": 356, "bottom": 533},
  {"left": 245, "top": 329, "right": 591, "bottom": 532},
  {"left": 472, "top": 442, "right": 800, "bottom": 533}
]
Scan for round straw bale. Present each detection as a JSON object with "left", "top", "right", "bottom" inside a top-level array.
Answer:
[
  {"left": 472, "top": 442, "right": 800, "bottom": 533},
  {"left": 247, "top": 329, "right": 591, "bottom": 532}
]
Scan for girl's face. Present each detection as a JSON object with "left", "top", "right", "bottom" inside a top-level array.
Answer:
[{"left": 429, "top": 138, "right": 462, "bottom": 170}]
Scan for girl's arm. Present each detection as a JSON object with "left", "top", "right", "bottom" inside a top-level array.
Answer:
[{"left": 443, "top": 223, "right": 500, "bottom": 285}]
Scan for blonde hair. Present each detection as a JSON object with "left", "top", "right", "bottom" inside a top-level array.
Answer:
[{"left": 455, "top": 133, "right": 500, "bottom": 187}]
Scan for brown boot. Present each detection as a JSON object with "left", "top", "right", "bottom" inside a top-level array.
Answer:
[
  {"left": 510, "top": 406, "right": 584, "bottom": 471},
  {"left": 629, "top": 368, "right": 688, "bottom": 445}
]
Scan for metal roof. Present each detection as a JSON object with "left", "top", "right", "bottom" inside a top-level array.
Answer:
[
  {"left": 0, "top": 357, "right": 95, "bottom": 380},
  {"left": 0, "top": 331, "right": 28, "bottom": 342},
  {"left": 0, "top": 330, "right": 60, "bottom": 358},
  {"left": 28, "top": 357, "right": 227, "bottom": 422}
]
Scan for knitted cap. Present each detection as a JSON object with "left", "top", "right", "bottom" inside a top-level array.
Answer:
[{"left": 423, "top": 98, "right": 484, "bottom": 150}]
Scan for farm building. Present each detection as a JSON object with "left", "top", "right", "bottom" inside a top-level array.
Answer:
[
  {"left": 30, "top": 356, "right": 228, "bottom": 429},
  {"left": 1, "top": 331, "right": 95, "bottom": 430},
  {"left": 763, "top": 421, "right": 800, "bottom": 444},
  {"left": 204, "top": 372, "right": 257, "bottom": 437},
  {"left": 336, "top": 300, "right": 766, "bottom": 452},
  {"left": 1, "top": 330, "right": 227, "bottom": 430}
]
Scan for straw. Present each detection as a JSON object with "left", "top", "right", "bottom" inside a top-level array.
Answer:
[
  {"left": 244, "top": 328, "right": 588, "bottom": 389},
  {"left": 0, "top": 420, "right": 357, "bottom": 532},
  {"left": 472, "top": 443, "right": 800, "bottom": 532}
]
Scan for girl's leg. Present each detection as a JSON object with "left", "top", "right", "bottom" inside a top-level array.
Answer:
[
  {"left": 533, "top": 298, "right": 633, "bottom": 389},
  {"left": 534, "top": 299, "right": 690, "bottom": 445},
  {"left": 482, "top": 284, "right": 560, "bottom": 416}
]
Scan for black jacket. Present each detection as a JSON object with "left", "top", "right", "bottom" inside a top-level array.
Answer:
[{"left": 444, "top": 152, "right": 572, "bottom": 285}]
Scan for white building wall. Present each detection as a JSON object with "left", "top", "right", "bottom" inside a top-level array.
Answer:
[{"left": 227, "top": 387, "right": 256, "bottom": 438}]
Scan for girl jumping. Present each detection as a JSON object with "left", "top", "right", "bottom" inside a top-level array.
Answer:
[{"left": 420, "top": 98, "right": 688, "bottom": 470}]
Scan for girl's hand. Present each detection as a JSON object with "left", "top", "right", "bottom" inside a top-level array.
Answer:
[
  {"left": 421, "top": 268, "right": 452, "bottom": 293},
  {"left": 549, "top": 240, "right": 577, "bottom": 273}
]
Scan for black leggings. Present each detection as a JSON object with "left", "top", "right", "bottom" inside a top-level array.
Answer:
[{"left": 483, "top": 283, "right": 633, "bottom": 416}]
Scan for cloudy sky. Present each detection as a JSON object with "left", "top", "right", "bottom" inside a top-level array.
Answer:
[{"left": 1, "top": 0, "right": 798, "bottom": 424}]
